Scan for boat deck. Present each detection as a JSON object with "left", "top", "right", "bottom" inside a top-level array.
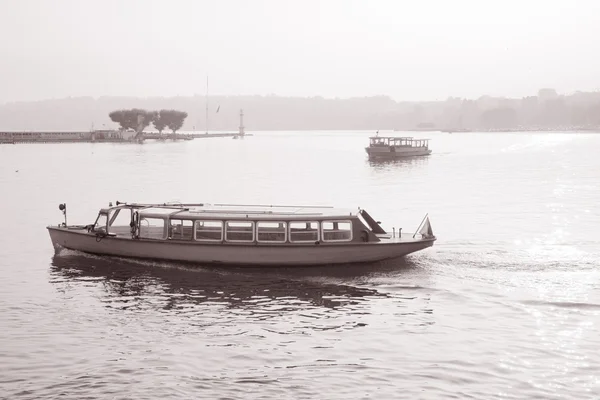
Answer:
[{"left": 373, "top": 233, "right": 433, "bottom": 243}]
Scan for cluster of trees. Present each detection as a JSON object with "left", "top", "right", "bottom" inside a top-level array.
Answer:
[
  {"left": 394, "top": 89, "right": 600, "bottom": 131},
  {"left": 108, "top": 108, "right": 188, "bottom": 134}
]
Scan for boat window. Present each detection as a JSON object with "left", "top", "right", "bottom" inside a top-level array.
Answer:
[
  {"left": 195, "top": 220, "right": 223, "bottom": 241},
  {"left": 256, "top": 221, "right": 287, "bottom": 243},
  {"left": 108, "top": 208, "right": 132, "bottom": 236},
  {"left": 322, "top": 221, "right": 353, "bottom": 242},
  {"left": 94, "top": 213, "right": 108, "bottom": 231},
  {"left": 139, "top": 217, "right": 166, "bottom": 240},
  {"left": 225, "top": 221, "right": 254, "bottom": 242},
  {"left": 169, "top": 219, "right": 194, "bottom": 240},
  {"left": 289, "top": 221, "right": 319, "bottom": 242}
]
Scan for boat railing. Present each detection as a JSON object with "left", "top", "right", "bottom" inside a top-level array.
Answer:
[
  {"left": 212, "top": 203, "right": 334, "bottom": 209},
  {"left": 115, "top": 201, "right": 203, "bottom": 209},
  {"left": 188, "top": 209, "right": 323, "bottom": 216},
  {"left": 115, "top": 201, "right": 334, "bottom": 210}
]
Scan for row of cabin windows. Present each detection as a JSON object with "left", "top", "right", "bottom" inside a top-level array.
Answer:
[{"left": 136, "top": 219, "right": 353, "bottom": 243}]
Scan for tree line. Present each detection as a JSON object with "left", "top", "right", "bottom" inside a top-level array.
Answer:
[
  {"left": 2, "top": 89, "right": 600, "bottom": 132},
  {"left": 108, "top": 109, "right": 188, "bottom": 134}
]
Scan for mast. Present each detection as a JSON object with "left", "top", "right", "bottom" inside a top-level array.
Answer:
[
  {"left": 239, "top": 109, "right": 245, "bottom": 136},
  {"left": 205, "top": 76, "right": 208, "bottom": 134}
]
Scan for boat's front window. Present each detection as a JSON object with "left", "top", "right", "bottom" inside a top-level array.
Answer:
[
  {"left": 94, "top": 213, "right": 108, "bottom": 230},
  {"left": 289, "top": 221, "right": 319, "bottom": 242},
  {"left": 225, "top": 221, "right": 254, "bottom": 242},
  {"left": 370, "top": 137, "right": 388, "bottom": 146},
  {"left": 256, "top": 221, "right": 287, "bottom": 243},
  {"left": 195, "top": 220, "right": 223, "bottom": 241},
  {"left": 322, "top": 220, "right": 353, "bottom": 242},
  {"left": 139, "top": 217, "right": 166, "bottom": 240}
]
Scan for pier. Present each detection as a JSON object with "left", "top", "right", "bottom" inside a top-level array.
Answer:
[
  {"left": 1, "top": 109, "right": 250, "bottom": 144},
  {"left": 147, "top": 132, "right": 241, "bottom": 139},
  {"left": 0, "top": 130, "right": 136, "bottom": 144},
  {"left": 0, "top": 137, "right": 135, "bottom": 144},
  {"left": 0, "top": 132, "right": 250, "bottom": 144}
]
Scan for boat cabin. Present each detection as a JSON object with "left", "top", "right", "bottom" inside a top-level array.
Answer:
[
  {"left": 368, "top": 136, "right": 429, "bottom": 149},
  {"left": 91, "top": 203, "right": 389, "bottom": 245}
]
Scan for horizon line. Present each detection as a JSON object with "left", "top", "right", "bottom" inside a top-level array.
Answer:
[{"left": 2, "top": 87, "right": 600, "bottom": 106}]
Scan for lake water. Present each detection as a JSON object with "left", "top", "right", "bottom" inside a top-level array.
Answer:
[{"left": 1, "top": 131, "right": 599, "bottom": 399}]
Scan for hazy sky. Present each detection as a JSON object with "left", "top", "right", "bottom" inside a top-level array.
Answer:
[{"left": 1, "top": 0, "right": 599, "bottom": 103}]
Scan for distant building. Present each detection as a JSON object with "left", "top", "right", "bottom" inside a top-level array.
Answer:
[
  {"left": 90, "top": 129, "right": 136, "bottom": 140},
  {"left": 538, "top": 88, "right": 558, "bottom": 103},
  {"left": 476, "top": 95, "right": 500, "bottom": 111}
]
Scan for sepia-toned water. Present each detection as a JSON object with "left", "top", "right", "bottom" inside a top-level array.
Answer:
[{"left": 1, "top": 131, "right": 599, "bottom": 399}]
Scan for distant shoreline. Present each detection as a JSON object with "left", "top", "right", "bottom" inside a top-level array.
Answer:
[
  {"left": 0, "top": 130, "right": 248, "bottom": 144},
  {"left": 394, "top": 128, "right": 600, "bottom": 133}
]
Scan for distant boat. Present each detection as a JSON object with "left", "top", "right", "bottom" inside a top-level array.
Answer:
[
  {"left": 365, "top": 136, "right": 432, "bottom": 160},
  {"left": 442, "top": 128, "right": 471, "bottom": 133}
]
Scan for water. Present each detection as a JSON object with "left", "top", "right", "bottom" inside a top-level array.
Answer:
[{"left": 1, "top": 131, "right": 599, "bottom": 399}]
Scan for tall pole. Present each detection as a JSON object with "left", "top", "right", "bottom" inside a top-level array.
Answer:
[
  {"left": 239, "top": 109, "right": 245, "bottom": 136},
  {"left": 206, "top": 76, "right": 208, "bottom": 134}
]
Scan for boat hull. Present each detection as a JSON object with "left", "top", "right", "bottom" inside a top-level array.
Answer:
[{"left": 47, "top": 226, "right": 434, "bottom": 267}]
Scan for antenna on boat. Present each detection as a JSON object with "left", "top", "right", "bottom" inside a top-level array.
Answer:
[{"left": 58, "top": 203, "right": 67, "bottom": 226}]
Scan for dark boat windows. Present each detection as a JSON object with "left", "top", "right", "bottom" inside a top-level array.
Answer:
[
  {"left": 369, "top": 136, "right": 428, "bottom": 148},
  {"left": 139, "top": 217, "right": 166, "bottom": 240},
  {"left": 289, "top": 221, "right": 319, "bottom": 242},
  {"left": 256, "top": 221, "right": 287, "bottom": 243},
  {"left": 195, "top": 220, "right": 223, "bottom": 242},
  {"left": 225, "top": 221, "right": 254, "bottom": 242},
  {"left": 169, "top": 219, "right": 194, "bottom": 240},
  {"left": 322, "top": 220, "right": 353, "bottom": 242}
]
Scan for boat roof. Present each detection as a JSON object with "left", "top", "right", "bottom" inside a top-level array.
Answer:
[
  {"left": 369, "top": 136, "right": 430, "bottom": 140},
  {"left": 107, "top": 203, "right": 359, "bottom": 220}
]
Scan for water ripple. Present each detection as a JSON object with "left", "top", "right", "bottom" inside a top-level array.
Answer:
[{"left": 2, "top": 132, "right": 600, "bottom": 398}]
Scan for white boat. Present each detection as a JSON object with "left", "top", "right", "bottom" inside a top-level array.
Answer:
[
  {"left": 365, "top": 136, "right": 432, "bottom": 160},
  {"left": 47, "top": 201, "right": 436, "bottom": 267}
]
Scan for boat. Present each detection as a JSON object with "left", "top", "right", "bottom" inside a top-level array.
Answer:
[
  {"left": 47, "top": 201, "right": 436, "bottom": 267},
  {"left": 365, "top": 136, "right": 432, "bottom": 160}
]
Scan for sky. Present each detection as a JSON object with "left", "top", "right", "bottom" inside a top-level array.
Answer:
[{"left": 1, "top": 0, "right": 599, "bottom": 103}]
